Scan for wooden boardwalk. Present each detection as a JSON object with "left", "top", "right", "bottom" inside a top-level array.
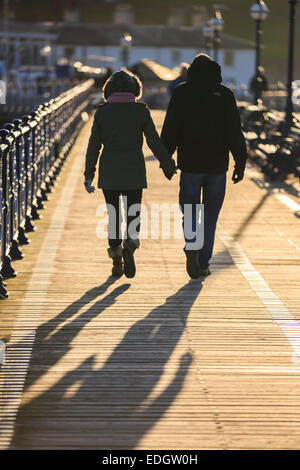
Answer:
[{"left": 1, "top": 111, "right": 300, "bottom": 450}]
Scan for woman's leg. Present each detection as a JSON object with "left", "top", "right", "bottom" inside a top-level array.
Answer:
[
  {"left": 102, "top": 190, "right": 124, "bottom": 276},
  {"left": 121, "top": 190, "right": 143, "bottom": 278},
  {"left": 122, "top": 190, "right": 143, "bottom": 243},
  {"left": 102, "top": 189, "right": 122, "bottom": 248}
]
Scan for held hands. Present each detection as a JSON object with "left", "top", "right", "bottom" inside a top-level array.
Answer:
[
  {"left": 163, "top": 168, "right": 176, "bottom": 180},
  {"left": 162, "top": 160, "right": 177, "bottom": 181},
  {"left": 232, "top": 167, "right": 244, "bottom": 184},
  {"left": 84, "top": 179, "right": 95, "bottom": 194}
]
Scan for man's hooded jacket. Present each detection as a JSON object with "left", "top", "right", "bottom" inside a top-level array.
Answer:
[{"left": 161, "top": 54, "right": 247, "bottom": 174}]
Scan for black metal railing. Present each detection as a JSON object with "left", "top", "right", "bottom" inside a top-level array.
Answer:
[
  {"left": 0, "top": 79, "right": 94, "bottom": 299},
  {"left": 2, "top": 79, "right": 86, "bottom": 117}
]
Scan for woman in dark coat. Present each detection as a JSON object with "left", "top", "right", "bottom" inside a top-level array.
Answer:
[
  {"left": 84, "top": 69, "right": 175, "bottom": 278},
  {"left": 161, "top": 53, "right": 247, "bottom": 279}
]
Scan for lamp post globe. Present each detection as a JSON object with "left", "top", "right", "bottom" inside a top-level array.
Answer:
[
  {"left": 120, "top": 32, "right": 132, "bottom": 48},
  {"left": 203, "top": 24, "right": 213, "bottom": 38},
  {"left": 210, "top": 17, "right": 224, "bottom": 33},
  {"left": 250, "top": 1, "right": 269, "bottom": 21}
]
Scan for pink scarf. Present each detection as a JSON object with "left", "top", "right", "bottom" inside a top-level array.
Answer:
[{"left": 107, "top": 92, "right": 136, "bottom": 103}]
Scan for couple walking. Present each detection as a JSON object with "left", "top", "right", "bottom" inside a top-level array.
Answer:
[{"left": 84, "top": 53, "right": 247, "bottom": 279}]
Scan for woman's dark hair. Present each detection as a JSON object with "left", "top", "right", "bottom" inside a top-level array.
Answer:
[
  {"left": 187, "top": 53, "right": 222, "bottom": 90},
  {"left": 103, "top": 69, "right": 143, "bottom": 101}
]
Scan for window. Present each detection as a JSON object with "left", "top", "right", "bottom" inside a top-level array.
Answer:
[
  {"left": 171, "top": 49, "right": 181, "bottom": 64},
  {"left": 65, "top": 46, "right": 75, "bottom": 60},
  {"left": 224, "top": 50, "right": 234, "bottom": 66}
]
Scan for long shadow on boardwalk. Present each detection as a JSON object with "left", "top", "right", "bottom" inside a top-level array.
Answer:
[{"left": 10, "top": 279, "right": 203, "bottom": 449}]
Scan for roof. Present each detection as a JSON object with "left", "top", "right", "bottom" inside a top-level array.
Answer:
[
  {"left": 131, "top": 59, "right": 179, "bottom": 82},
  {"left": 55, "top": 23, "right": 255, "bottom": 50},
  {"left": 0, "top": 21, "right": 255, "bottom": 50},
  {"left": 0, "top": 20, "right": 56, "bottom": 39}
]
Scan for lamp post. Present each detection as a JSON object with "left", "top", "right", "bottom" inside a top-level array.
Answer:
[
  {"left": 120, "top": 32, "right": 132, "bottom": 69},
  {"left": 2, "top": 0, "right": 9, "bottom": 83},
  {"left": 210, "top": 8, "right": 224, "bottom": 63},
  {"left": 250, "top": 0, "right": 269, "bottom": 104},
  {"left": 285, "top": 0, "right": 298, "bottom": 128},
  {"left": 40, "top": 44, "right": 52, "bottom": 93},
  {"left": 203, "top": 23, "right": 214, "bottom": 56}
]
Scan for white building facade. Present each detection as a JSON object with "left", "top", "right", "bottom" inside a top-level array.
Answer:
[
  {"left": 0, "top": 22, "right": 255, "bottom": 88},
  {"left": 55, "top": 44, "right": 255, "bottom": 87},
  {"left": 55, "top": 23, "right": 255, "bottom": 87}
]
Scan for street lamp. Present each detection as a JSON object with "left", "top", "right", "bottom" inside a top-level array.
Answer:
[
  {"left": 210, "top": 8, "right": 224, "bottom": 63},
  {"left": 40, "top": 44, "right": 52, "bottom": 59},
  {"left": 285, "top": 0, "right": 298, "bottom": 129},
  {"left": 120, "top": 32, "right": 132, "bottom": 69},
  {"left": 40, "top": 44, "right": 52, "bottom": 88},
  {"left": 250, "top": 0, "right": 269, "bottom": 104},
  {"left": 2, "top": 0, "right": 9, "bottom": 84},
  {"left": 203, "top": 23, "right": 214, "bottom": 56}
]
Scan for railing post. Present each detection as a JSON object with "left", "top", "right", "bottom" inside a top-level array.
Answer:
[
  {"left": 0, "top": 129, "right": 17, "bottom": 280},
  {"left": 12, "top": 118, "right": 30, "bottom": 246},
  {"left": 22, "top": 115, "right": 36, "bottom": 232},
  {"left": 0, "top": 134, "right": 9, "bottom": 299},
  {"left": 3, "top": 123, "right": 24, "bottom": 262},
  {"left": 31, "top": 108, "right": 46, "bottom": 212},
  {"left": 28, "top": 112, "right": 42, "bottom": 220}
]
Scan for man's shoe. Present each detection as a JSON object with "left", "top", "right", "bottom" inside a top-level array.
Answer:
[
  {"left": 108, "top": 246, "right": 123, "bottom": 277},
  {"left": 122, "top": 239, "right": 140, "bottom": 279},
  {"left": 199, "top": 267, "right": 211, "bottom": 277},
  {"left": 184, "top": 250, "right": 200, "bottom": 279}
]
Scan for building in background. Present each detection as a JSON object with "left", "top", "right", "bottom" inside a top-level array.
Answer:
[
  {"left": 0, "top": 20, "right": 255, "bottom": 88},
  {"left": 0, "top": 21, "right": 56, "bottom": 81}
]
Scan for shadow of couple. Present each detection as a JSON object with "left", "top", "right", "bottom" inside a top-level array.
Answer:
[{"left": 10, "top": 276, "right": 203, "bottom": 449}]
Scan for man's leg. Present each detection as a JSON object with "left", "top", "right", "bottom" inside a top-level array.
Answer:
[
  {"left": 179, "top": 172, "right": 203, "bottom": 279},
  {"left": 198, "top": 173, "right": 226, "bottom": 269},
  {"left": 179, "top": 172, "right": 202, "bottom": 247}
]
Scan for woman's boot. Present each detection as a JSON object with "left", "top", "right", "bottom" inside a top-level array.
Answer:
[
  {"left": 122, "top": 239, "right": 140, "bottom": 278},
  {"left": 107, "top": 246, "right": 123, "bottom": 277}
]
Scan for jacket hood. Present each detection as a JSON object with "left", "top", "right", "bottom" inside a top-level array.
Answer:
[
  {"left": 187, "top": 54, "right": 222, "bottom": 91},
  {"left": 103, "top": 70, "right": 143, "bottom": 101}
]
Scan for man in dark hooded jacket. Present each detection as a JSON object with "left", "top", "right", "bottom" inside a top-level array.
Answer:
[{"left": 161, "top": 53, "right": 247, "bottom": 279}]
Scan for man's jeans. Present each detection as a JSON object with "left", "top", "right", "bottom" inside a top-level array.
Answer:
[{"left": 179, "top": 172, "right": 226, "bottom": 269}]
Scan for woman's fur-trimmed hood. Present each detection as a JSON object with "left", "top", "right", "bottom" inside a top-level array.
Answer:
[{"left": 103, "top": 70, "right": 143, "bottom": 101}]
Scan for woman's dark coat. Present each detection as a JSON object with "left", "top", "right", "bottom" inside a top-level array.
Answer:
[
  {"left": 161, "top": 56, "right": 247, "bottom": 174},
  {"left": 85, "top": 102, "right": 173, "bottom": 190}
]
